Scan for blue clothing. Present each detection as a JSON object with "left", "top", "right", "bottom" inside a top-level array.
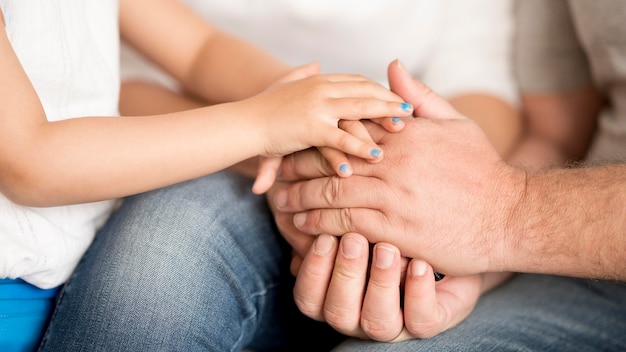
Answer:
[
  {"left": 39, "top": 172, "right": 342, "bottom": 351},
  {"left": 0, "top": 279, "right": 60, "bottom": 352}
]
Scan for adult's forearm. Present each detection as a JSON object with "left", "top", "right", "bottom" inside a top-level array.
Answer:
[
  {"left": 505, "top": 164, "right": 626, "bottom": 280},
  {"left": 450, "top": 94, "right": 521, "bottom": 158}
]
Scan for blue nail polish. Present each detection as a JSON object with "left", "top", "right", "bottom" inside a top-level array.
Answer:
[
  {"left": 339, "top": 163, "right": 350, "bottom": 174},
  {"left": 370, "top": 149, "right": 381, "bottom": 158},
  {"left": 392, "top": 117, "right": 402, "bottom": 123},
  {"left": 401, "top": 102, "right": 413, "bottom": 112}
]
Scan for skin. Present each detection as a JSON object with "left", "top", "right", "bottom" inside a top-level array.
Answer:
[
  {"left": 273, "top": 61, "right": 626, "bottom": 280},
  {"left": 0, "top": 0, "right": 413, "bottom": 207},
  {"left": 268, "top": 61, "right": 626, "bottom": 341},
  {"left": 270, "top": 61, "right": 515, "bottom": 340},
  {"left": 110, "top": 2, "right": 523, "bottom": 340},
  {"left": 112, "top": 60, "right": 520, "bottom": 341}
]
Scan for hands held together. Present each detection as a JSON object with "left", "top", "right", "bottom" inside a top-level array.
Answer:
[
  {"left": 265, "top": 60, "right": 525, "bottom": 341},
  {"left": 249, "top": 62, "right": 414, "bottom": 194}
]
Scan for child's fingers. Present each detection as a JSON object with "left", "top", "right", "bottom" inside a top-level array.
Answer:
[
  {"left": 338, "top": 120, "right": 374, "bottom": 142},
  {"left": 329, "top": 97, "right": 413, "bottom": 121},
  {"left": 318, "top": 147, "right": 352, "bottom": 177},
  {"left": 322, "top": 78, "right": 411, "bottom": 106},
  {"left": 318, "top": 127, "right": 383, "bottom": 163},
  {"left": 319, "top": 120, "right": 376, "bottom": 176},
  {"left": 252, "top": 156, "right": 283, "bottom": 194},
  {"left": 369, "top": 116, "right": 406, "bottom": 133}
]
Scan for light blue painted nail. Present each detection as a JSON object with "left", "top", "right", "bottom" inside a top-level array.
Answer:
[
  {"left": 339, "top": 163, "right": 350, "bottom": 174},
  {"left": 401, "top": 102, "right": 413, "bottom": 112},
  {"left": 370, "top": 149, "right": 382, "bottom": 158},
  {"left": 392, "top": 117, "right": 402, "bottom": 123}
]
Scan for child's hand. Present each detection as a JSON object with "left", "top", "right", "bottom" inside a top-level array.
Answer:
[
  {"left": 248, "top": 69, "right": 413, "bottom": 194},
  {"left": 252, "top": 117, "right": 408, "bottom": 195}
]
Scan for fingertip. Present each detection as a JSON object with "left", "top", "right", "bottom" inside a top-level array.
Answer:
[
  {"left": 251, "top": 178, "right": 270, "bottom": 195},
  {"left": 338, "top": 162, "right": 353, "bottom": 177},
  {"left": 408, "top": 260, "right": 430, "bottom": 279},
  {"left": 369, "top": 148, "right": 383, "bottom": 160},
  {"left": 391, "top": 116, "right": 406, "bottom": 127}
]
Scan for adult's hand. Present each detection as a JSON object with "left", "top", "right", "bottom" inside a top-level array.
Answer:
[
  {"left": 292, "top": 233, "right": 483, "bottom": 341},
  {"left": 272, "top": 60, "right": 527, "bottom": 276},
  {"left": 265, "top": 148, "right": 337, "bottom": 259}
]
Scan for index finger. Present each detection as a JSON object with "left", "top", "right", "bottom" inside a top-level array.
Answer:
[
  {"left": 273, "top": 175, "right": 387, "bottom": 213},
  {"left": 277, "top": 124, "right": 386, "bottom": 182}
]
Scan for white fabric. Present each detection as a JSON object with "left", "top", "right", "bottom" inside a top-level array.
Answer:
[
  {"left": 122, "top": 0, "right": 518, "bottom": 105},
  {"left": 0, "top": 1, "right": 119, "bottom": 289}
]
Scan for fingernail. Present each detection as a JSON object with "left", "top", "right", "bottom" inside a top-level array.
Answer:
[
  {"left": 293, "top": 213, "right": 306, "bottom": 229},
  {"left": 339, "top": 163, "right": 351, "bottom": 175},
  {"left": 341, "top": 236, "right": 364, "bottom": 259},
  {"left": 410, "top": 260, "right": 427, "bottom": 277},
  {"left": 370, "top": 148, "right": 382, "bottom": 158},
  {"left": 392, "top": 117, "right": 402, "bottom": 124},
  {"left": 314, "top": 234, "right": 335, "bottom": 256},
  {"left": 401, "top": 102, "right": 413, "bottom": 112},
  {"left": 275, "top": 189, "right": 287, "bottom": 209},
  {"left": 375, "top": 246, "right": 395, "bottom": 269}
]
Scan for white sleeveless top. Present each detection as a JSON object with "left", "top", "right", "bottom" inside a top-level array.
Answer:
[
  {"left": 0, "top": 1, "right": 120, "bottom": 288},
  {"left": 122, "top": 0, "right": 518, "bottom": 106}
]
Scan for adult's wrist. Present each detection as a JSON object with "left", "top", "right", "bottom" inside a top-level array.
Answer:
[{"left": 494, "top": 164, "right": 530, "bottom": 274}]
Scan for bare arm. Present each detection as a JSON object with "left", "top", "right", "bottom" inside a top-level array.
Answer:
[
  {"left": 450, "top": 94, "right": 521, "bottom": 158},
  {"left": 119, "top": 0, "right": 290, "bottom": 104},
  {"left": 509, "top": 87, "right": 604, "bottom": 168},
  {"left": 0, "top": 10, "right": 410, "bottom": 208},
  {"left": 504, "top": 164, "right": 626, "bottom": 281}
]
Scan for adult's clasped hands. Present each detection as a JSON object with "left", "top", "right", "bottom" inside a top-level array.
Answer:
[{"left": 266, "top": 60, "right": 526, "bottom": 342}]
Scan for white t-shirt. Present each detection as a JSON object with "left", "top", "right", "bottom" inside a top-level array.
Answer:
[
  {"left": 0, "top": 1, "right": 120, "bottom": 289},
  {"left": 122, "top": 0, "right": 518, "bottom": 105}
]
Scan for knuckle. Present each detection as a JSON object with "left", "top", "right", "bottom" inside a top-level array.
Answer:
[
  {"left": 405, "top": 320, "right": 439, "bottom": 339},
  {"left": 333, "top": 133, "right": 352, "bottom": 151},
  {"left": 366, "top": 275, "right": 397, "bottom": 291},
  {"left": 332, "top": 263, "right": 363, "bottom": 282},
  {"left": 293, "top": 292, "right": 324, "bottom": 320},
  {"left": 324, "top": 303, "right": 358, "bottom": 331},
  {"left": 352, "top": 98, "right": 369, "bottom": 114},
  {"left": 322, "top": 176, "right": 341, "bottom": 207},
  {"left": 339, "top": 208, "right": 355, "bottom": 233},
  {"left": 361, "top": 316, "right": 398, "bottom": 342}
]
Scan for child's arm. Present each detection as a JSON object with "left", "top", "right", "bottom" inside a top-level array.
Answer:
[
  {"left": 0, "top": 17, "right": 411, "bottom": 208},
  {"left": 119, "top": 0, "right": 406, "bottom": 190},
  {"left": 119, "top": 0, "right": 290, "bottom": 104}
]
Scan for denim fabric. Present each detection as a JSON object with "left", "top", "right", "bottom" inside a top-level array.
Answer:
[
  {"left": 334, "top": 274, "right": 626, "bottom": 352},
  {"left": 39, "top": 172, "right": 341, "bottom": 352}
]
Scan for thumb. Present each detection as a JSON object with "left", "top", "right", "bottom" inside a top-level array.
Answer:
[
  {"left": 387, "top": 59, "right": 464, "bottom": 120},
  {"left": 252, "top": 156, "right": 283, "bottom": 194}
]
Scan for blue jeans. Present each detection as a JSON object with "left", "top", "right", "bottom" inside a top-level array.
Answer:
[
  {"left": 334, "top": 274, "right": 626, "bottom": 351},
  {"left": 39, "top": 172, "right": 341, "bottom": 352}
]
